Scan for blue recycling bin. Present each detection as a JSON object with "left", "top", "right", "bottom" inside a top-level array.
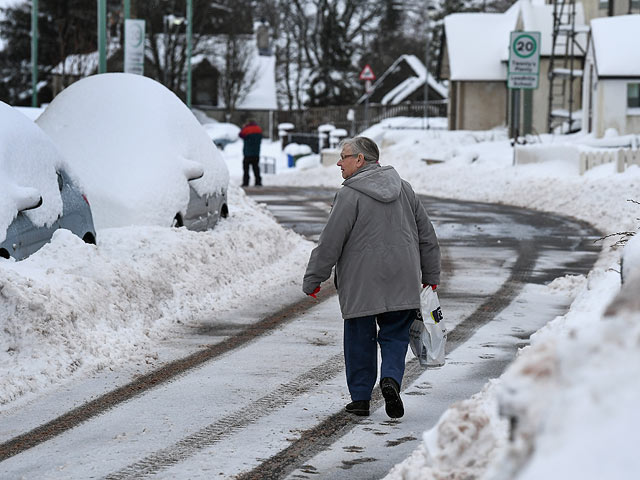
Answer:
[{"left": 287, "top": 154, "right": 294, "bottom": 167}]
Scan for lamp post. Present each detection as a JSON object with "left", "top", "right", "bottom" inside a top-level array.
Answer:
[
  {"left": 186, "top": 0, "right": 192, "bottom": 108},
  {"left": 98, "top": 0, "right": 106, "bottom": 73},
  {"left": 423, "top": 1, "right": 432, "bottom": 129},
  {"left": 31, "top": 0, "right": 38, "bottom": 107}
]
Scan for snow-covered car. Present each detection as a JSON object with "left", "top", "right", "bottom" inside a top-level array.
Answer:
[
  {"left": 202, "top": 121, "right": 240, "bottom": 150},
  {"left": 0, "top": 102, "right": 96, "bottom": 261},
  {"left": 37, "top": 73, "right": 230, "bottom": 231}
]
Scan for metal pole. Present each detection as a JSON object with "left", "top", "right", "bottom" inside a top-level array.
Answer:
[
  {"left": 364, "top": 84, "right": 369, "bottom": 130},
  {"left": 186, "top": 0, "right": 193, "bottom": 108},
  {"left": 163, "top": 16, "right": 168, "bottom": 86},
  {"left": 31, "top": 0, "right": 38, "bottom": 107},
  {"left": 424, "top": 1, "right": 430, "bottom": 129},
  {"left": 124, "top": 0, "right": 130, "bottom": 19},
  {"left": 98, "top": 0, "right": 107, "bottom": 73}
]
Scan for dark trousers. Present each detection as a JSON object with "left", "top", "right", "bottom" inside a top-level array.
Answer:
[
  {"left": 343, "top": 309, "right": 416, "bottom": 401},
  {"left": 243, "top": 156, "right": 262, "bottom": 186}
]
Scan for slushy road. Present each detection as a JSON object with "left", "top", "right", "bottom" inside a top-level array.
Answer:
[{"left": 0, "top": 187, "right": 601, "bottom": 479}]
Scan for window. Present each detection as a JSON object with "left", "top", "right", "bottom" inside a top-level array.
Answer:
[
  {"left": 601, "top": 0, "right": 640, "bottom": 10},
  {"left": 628, "top": 83, "right": 640, "bottom": 108}
]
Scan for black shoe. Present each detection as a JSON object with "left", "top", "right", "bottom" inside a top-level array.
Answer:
[
  {"left": 345, "top": 400, "right": 370, "bottom": 416},
  {"left": 380, "top": 377, "right": 404, "bottom": 419}
]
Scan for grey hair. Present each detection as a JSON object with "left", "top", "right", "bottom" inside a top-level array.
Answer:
[{"left": 339, "top": 136, "right": 380, "bottom": 164}]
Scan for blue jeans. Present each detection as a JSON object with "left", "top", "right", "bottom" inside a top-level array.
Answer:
[{"left": 343, "top": 309, "right": 416, "bottom": 401}]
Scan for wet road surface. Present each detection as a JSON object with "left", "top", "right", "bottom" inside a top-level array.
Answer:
[{"left": 0, "top": 187, "right": 601, "bottom": 479}]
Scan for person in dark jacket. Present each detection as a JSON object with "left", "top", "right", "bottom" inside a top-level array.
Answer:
[
  {"left": 239, "top": 119, "right": 263, "bottom": 187},
  {"left": 303, "top": 136, "right": 440, "bottom": 419}
]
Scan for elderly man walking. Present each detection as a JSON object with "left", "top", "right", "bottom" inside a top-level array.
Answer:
[{"left": 303, "top": 136, "right": 440, "bottom": 419}]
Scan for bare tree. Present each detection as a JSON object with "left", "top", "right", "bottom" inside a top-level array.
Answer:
[{"left": 219, "top": 34, "right": 258, "bottom": 115}]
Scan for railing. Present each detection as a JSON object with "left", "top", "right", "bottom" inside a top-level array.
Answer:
[
  {"left": 579, "top": 148, "right": 640, "bottom": 174},
  {"left": 275, "top": 100, "right": 448, "bottom": 135}
]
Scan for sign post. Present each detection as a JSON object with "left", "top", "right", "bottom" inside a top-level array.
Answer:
[
  {"left": 98, "top": 0, "right": 107, "bottom": 73},
  {"left": 31, "top": 0, "right": 38, "bottom": 107},
  {"left": 359, "top": 64, "right": 376, "bottom": 130},
  {"left": 508, "top": 31, "right": 540, "bottom": 144},
  {"left": 124, "top": 19, "right": 145, "bottom": 75},
  {"left": 508, "top": 31, "right": 541, "bottom": 89},
  {"left": 186, "top": 0, "right": 193, "bottom": 108}
]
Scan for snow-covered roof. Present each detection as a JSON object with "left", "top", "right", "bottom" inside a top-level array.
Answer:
[
  {"left": 591, "top": 14, "right": 640, "bottom": 77},
  {"left": 193, "top": 35, "right": 278, "bottom": 110},
  {"left": 445, "top": 6, "right": 519, "bottom": 81},
  {"left": 445, "top": 0, "right": 587, "bottom": 81},
  {"left": 51, "top": 43, "right": 120, "bottom": 76},
  {"left": 237, "top": 54, "right": 278, "bottom": 110},
  {"left": 360, "top": 54, "right": 447, "bottom": 104},
  {"left": 388, "top": 55, "right": 447, "bottom": 101}
]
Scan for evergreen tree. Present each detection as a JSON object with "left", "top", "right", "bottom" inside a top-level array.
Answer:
[{"left": 0, "top": 0, "right": 96, "bottom": 105}]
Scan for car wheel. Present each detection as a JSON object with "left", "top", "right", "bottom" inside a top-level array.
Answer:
[
  {"left": 82, "top": 232, "right": 96, "bottom": 245},
  {"left": 221, "top": 204, "right": 229, "bottom": 219},
  {"left": 0, "top": 248, "right": 9, "bottom": 259},
  {"left": 172, "top": 214, "right": 184, "bottom": 228}
]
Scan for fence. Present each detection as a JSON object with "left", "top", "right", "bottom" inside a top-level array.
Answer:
[
  {"left": 579, "top": 148, "right": 640, "bottom": 174},
  {"left": 275, "top": 100, "right": 447, "bottom": 135},
  {"left": 259, "top": 156, "right": 277, "bottom": 175},
  {"left": 197, "top": 100, "right": 447, "bottom": 138}
]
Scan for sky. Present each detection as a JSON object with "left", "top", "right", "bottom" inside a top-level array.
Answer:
[{"left": 1, "top": 108, "right": 639, "bottom": 478}]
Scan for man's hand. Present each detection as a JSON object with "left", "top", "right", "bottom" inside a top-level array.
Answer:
[
  {"left": 308, "top": 286, "right": 321, "bottom": 299},
  {"left": 422, "top": 284, "right": 437, "bottom": 291}
]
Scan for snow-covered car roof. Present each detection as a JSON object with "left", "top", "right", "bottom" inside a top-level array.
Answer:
[
  {"left": 37, "top": 73, "right": 229, "bottom": 230},
  {"left": 202, "top": 121, "right": 240, "bottom": 143},
  {"left": 0, "top": 102, "right": 64, "bottom": 243}
]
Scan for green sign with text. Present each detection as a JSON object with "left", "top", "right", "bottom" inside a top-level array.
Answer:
[{"left": 508, "top": 31, "right": 541, "bottom": 89}]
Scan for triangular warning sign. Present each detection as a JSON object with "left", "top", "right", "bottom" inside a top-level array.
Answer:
[{"left": 359, "top": 64, "right": 376, "bottom": 81}]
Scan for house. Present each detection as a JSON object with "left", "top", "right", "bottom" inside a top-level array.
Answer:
[
  {"left": 441, "top": 0, "right": 588, "bottom": 133},
  {"left": 50, "top": 44, "right": 122, "bottom": 97},
  {"left": 357, "top": 55, "right": 447, "bottom": 106},
  {"left": 441, "top": 5, "right": 518, "bottom": 131},
  {"left": 48, "top": 29, "right": 278, "bottom": 134},
  {"left": 191, "top": 34, "right": 278, "bottom": 136},
  {"left": 582, "top": 14, "right": 640, "bottom": 136},
  {"left": 442, "top": 0, "right": 640, "bottom": 134}
]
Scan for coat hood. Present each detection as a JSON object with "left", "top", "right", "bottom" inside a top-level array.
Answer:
[{"left": 343, "top": 164, "right": 401, "bottom": 203}]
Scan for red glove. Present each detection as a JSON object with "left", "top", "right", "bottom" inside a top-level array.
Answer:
[
  {"left": 308, "top": 286, "right": 321, "bottom": 298},
  {"left": 422, "top": 284, "right": 437, "bottom": 291}
]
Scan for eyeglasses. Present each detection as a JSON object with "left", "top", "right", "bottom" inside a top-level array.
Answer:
[{"left": 340, "top": 153, "right": 358, "bottom": 161}]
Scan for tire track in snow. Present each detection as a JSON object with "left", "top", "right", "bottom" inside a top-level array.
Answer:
[
  {"left": 103, "top": 355, "right": 345, "bottom": 480},
  {"left": 101, "top": 240, "right": 538, "bottom": 479},
  {"left": 0, "top": 287, "right": 336, "bottom": 463},
  {"left": 233, "top": 241, "right": 539, "bottom": 480}
]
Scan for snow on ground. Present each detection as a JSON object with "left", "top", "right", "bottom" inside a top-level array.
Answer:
[
  {"left": 1, "top": 112, "right": 639, "bottom": 478},
  {"left": 0, "top": 186, "right": 312, "bottom": 405}
]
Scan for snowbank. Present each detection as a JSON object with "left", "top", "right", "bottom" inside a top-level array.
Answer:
[
  {"left": 0, "top": 185, "right": 312, "bottom": 405},
  {"left": 2, "top": 112, "right": 639, "bottom": 479}
]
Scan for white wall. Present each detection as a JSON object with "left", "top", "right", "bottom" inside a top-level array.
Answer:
[{"left": 595, "top": 79, "right": 640, "bottom": 136}]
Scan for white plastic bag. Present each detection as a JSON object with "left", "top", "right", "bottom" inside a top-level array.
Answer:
[{"left": 409, "top": 287, "right": 446, "bottom": 367}]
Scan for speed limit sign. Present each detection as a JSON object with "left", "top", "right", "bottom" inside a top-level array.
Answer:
[{"left": 508, "top": 31, "right": 540, "bottom": 89}]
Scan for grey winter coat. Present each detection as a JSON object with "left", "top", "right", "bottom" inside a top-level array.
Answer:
[{"left": 303, "top": 164, "right": 440, "bottom": 319}]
